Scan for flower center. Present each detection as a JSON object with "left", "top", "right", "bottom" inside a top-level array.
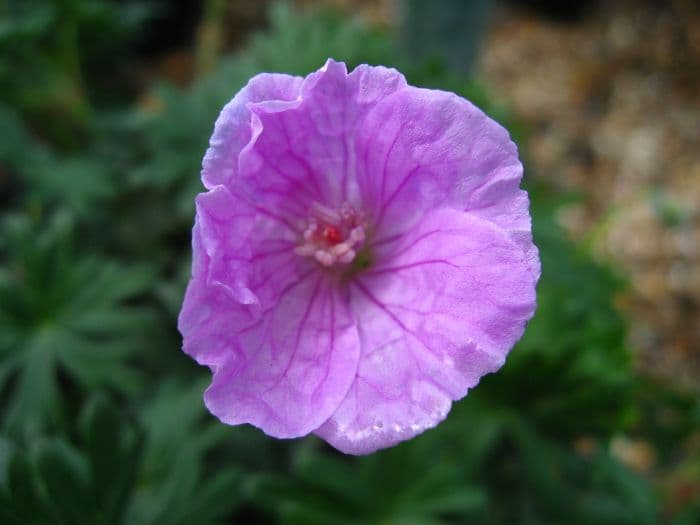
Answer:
[{"left": 295, "top": 202, "right": 366, "bottom": 267}]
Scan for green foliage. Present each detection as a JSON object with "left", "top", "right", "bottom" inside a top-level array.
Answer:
[
  {"left": 124, "top": 380, "right": 243, "bottom": 525},
  {"left": 0, "top": 0, "right": 153, "bottom": 144},
  {"left": 0, "top": 2, "right": 697, "bottom": 524},
  {"left": 251, "top": 437, "right": 487, "bottom": 525},
  {"left": 0, "top": 103, "right": 118, "bottom": 214},
  {"left": 251, "top": 384, "right": 659, "bottom": 525},
  {"left": 249, "top": 2, "right": 394, "bottom": 74},
  {"left": 0, "top": 212, "right": 155, "bottom": 437},
  {"left": 482, "top": 196, "right": 635, "bottom": 438},
  {"left": 0, "top": 389, "right": 241, "bottom": 525}
]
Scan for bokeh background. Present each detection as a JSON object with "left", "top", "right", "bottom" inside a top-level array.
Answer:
[{"left": 1, "top": 1, "right": 699, "bottom": 523}]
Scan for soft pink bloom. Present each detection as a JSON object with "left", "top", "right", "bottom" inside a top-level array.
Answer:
[{"left": 179, "top": 60, "right": 539, "bottom": 454}]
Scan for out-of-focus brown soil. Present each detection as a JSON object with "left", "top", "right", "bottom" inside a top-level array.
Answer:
[{"left": 476, "top": 0, "right": 700, "bottom": 388}]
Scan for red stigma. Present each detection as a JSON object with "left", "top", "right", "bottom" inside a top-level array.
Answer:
[{"left": 322, "top": 225, "right": 342, "bottom": 245}]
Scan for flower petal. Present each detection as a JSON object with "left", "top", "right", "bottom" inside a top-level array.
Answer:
[
  {"left": 237, "top": 60, "right": 407, "bottom": 213},
  {"left": 202, "top": 73, "right": 303, "bottom": 189},
  {"left": 356, "top": 86, "right": 540, "bottom": 280},
  {"left": 203, "top": 274, "right": 360, "bottom": 438},
  {"left": 179, "top": 185, "right": 293, "bottom": 365},
  {"left": 182, "top": 60, "right": 540, "bottom": 454},
  {"left": 316, "top": 208, "right": 537, "bottom": 454},
  {"left": 179, "top": 185, "right": 360, "bottom": 438}
]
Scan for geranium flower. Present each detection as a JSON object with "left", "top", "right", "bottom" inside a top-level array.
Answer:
[{"left": 179, "top": 60, "right": 540, "bottom": 455}]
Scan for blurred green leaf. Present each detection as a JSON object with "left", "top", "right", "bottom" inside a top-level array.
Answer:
[
  {"left": 124, "top": 379, "right": 242, "bottom": 525},
  {"left": 0, "top": 390, "right": 242, "bottom": 525},
  {"left": 34, "top": 440, "right": 95, "bottom": 524},
  {"left": 80, "top": 394, "right": 143, "bottom": 525},
  {"left": 250, "top": 437, "right": 488, "bottom": 525},
  {"left": 0, "top": 0, "right": 155, "bottom": 143},
  {"left": 0, "top": 213, "right": 155, "bottom": 437},
  {"left": 0, "top": 451, "right": 56, "bottom": 525}
]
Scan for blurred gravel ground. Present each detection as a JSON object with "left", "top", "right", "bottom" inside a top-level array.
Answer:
[{"left": 476, "top": 0, "right": 700, "bottom": 388}]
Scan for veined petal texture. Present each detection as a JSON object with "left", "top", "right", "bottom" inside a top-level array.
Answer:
[{"left": 179, "top": 59, "right": 539, "bottom": 454}]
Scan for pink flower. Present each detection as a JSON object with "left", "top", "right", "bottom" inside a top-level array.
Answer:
[{"left": 178, "top": 60, "right": 539, "bottom": 454}]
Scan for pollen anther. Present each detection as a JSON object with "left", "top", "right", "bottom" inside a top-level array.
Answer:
[{"left": 295, "top": 203, "right": 365, "bottom": 267}]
